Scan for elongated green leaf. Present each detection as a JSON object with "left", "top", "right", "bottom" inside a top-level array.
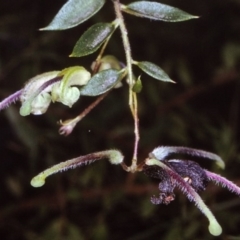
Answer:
[
  {"left": 70, "top": 23, "right": 115, "bottom": 57},
  {"left": 80, "top": 69, "right": 121, "bottom": 96},
  {"left": 41, "top": 0, "right": 105, "bottom": 30},
  {"left": 122, "top": 1, "right": 198, "bottom": 22},
  {"left": 134, "top": 61, "right": 174, "bottom": 83}
]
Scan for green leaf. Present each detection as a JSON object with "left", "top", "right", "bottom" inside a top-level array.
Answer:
[
  {"left": 122, "top": 1, "right": 198, "bottom": 22},
  {"left": 40, "top": 0, "right": 106, "bottom": 30},
  {"left": 132, "top": 76, "right": 142, "bottom": 93},
  {"left": 70, "top": 23, "right": 115, "bottom": 57},
  {"left": 80, "top": 69, "right": 121, "bottom": 96},
  {"left": 134, "top": 61, "right": 174, "bottom": 83}
]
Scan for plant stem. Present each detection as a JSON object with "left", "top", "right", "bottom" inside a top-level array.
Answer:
[
  {"left": 113, "top": 0, "right": 139, "bottom": 172},
  {"left": 76, "top": 93, "right": 108, "bottom": 121},
  {"left": 59, "top": 92, "right": 108, "bottom": 136},
  {"left": 113, "top": 0, "right": 135, "bottom": 111},
  {"left": 93, "top": 19, "right": 120, "bottom": 73},
  {"left": 132, "top": 92, "right": 139, "bottom": 169}
]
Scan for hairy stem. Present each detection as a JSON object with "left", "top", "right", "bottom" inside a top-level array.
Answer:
[
  {"left": 113, "top": 0, "right": 139, "bottom": 172},
  {"left": 93, "top": 19, "right": 120, "bottom": 73},
  {"left": 205, "top": 170, "right": 240, "bottom": 196},
  {"left": 59, "top": 92, "right": 108, "bottom": 136},
  {"left": 132, "top": 92, "right": 139, "bottom": 168},
  {"left": 31, "top": 150, "right": 124, "bottom": 187},
  {"left": 0, "top": 90, "right": 22, "bottom": 111}
]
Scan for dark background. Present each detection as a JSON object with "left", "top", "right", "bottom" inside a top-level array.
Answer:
[{"left": 1, "top": 0, "right": 240, "bottom": 239}]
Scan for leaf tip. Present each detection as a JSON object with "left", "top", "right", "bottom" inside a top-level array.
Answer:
[
  {"left": 193, "top": 15, "right": 200, "bottom": 19},
  {"left": 69, "top": 53, "right": 83, "bottom": 58},
  {"left": 39, "top": 26, "right": 56, "bottom": 31},
  {"left": 39, "top": 27, "right": 47, "bottom": 31}
]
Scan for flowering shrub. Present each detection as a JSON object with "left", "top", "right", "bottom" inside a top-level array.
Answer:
[{"left": 1, "top": 0, "right": 240, "bottom": 237}]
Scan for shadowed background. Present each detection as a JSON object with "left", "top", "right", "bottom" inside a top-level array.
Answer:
[{"left": 1, "top": 0, "right": 240, "bottom": 239}]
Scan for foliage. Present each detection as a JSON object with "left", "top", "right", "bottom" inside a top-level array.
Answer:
[{"left": 1, "top": 0, "right": 240, "bottom": 239}]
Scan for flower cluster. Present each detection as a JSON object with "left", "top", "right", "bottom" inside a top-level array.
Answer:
[
  {"left": 0, "top": 55, "right": 123, "bottom": 124},
  {"left": 143, "top": 159, "right": 209, "bottom": 205},
  {"left": 144, "top": 146, "right": 240, "bottom": 236},
  {"left": 0, "top": 67, "right": 91, "bottom": 117},
  {"left": 27, "top": 145, "right": 240, "bottom": 236}
]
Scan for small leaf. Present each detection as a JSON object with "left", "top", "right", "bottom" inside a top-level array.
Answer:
[
  {"left": 132, "top": 76, "right": 142, "bottom": 93},
  {"left": 122, "top": 1, "right": 198, "bottom": 22},
  {"left": 40, "top": 0, "right": 106, "bottom": 30},
  {"left": 70, "top": 23, "right": 116, "bottom": 57},
  {"left": 91, "top": 56, "right": 123, "bottom": 88},
  {"left": 80, "top": 69, "right": 122, "bottom": 96},
  {"left": 134, "top": 61, "right": 174, "bottom": 83}
]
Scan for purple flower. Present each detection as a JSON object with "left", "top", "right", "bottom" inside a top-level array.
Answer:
[{"left": 144, "top": 146, "right": 240, "bottom": 236}]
